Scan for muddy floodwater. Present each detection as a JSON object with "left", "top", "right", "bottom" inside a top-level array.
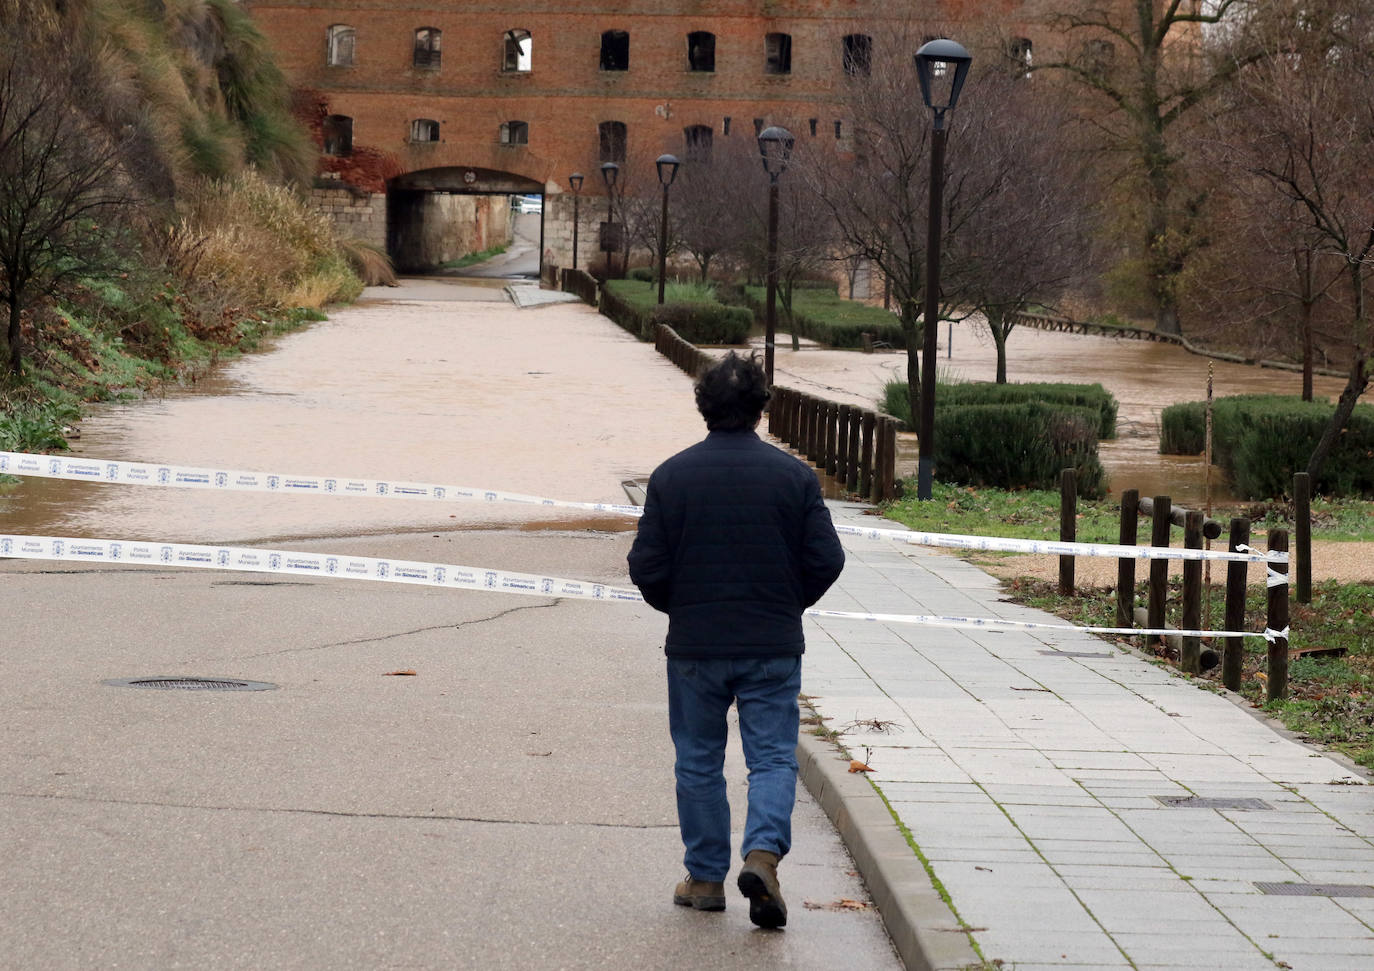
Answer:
[
  {"left": 1, "top": 280, "right": 705, "bottom": 544},
  {"left": 3, "top": 282, "right": 1349, "bottom": 545},
  {"left": 755, "top": 321, "right": 1348, "bottom": 506}
]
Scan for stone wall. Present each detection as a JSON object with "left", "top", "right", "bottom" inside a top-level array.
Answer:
[{"left": 309, "top": 182, "right": 387, "bottom": 250}]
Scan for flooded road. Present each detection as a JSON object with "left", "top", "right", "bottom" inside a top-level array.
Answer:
[
  {"left": 3, "top": 288, "right": 1349, "bottom": 543},
  {"left": 760, "top": 320, "right": 1348, "bottom": 505},
  {"left": 1, "top": 279, "right": 702, "bottom": 544}
]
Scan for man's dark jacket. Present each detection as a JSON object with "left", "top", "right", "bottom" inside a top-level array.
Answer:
[{"left": 627, "top": 429, "right": 845, "bottom": 658}]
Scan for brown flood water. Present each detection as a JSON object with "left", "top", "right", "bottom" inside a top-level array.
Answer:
[
  {"left": 2, "top": 285, "right": 1348, "bottom": 545},
  {"left": 754, "top": 320, "right": 1348, "bottom": 506},
  {"left": 1, "top": 279, "right": 705, "bottom": 544}
]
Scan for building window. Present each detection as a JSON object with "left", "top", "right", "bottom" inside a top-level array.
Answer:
[
  {"left": 499, "top": 120, "right": 529, "bottom": 146},
  {"left": 842, "top": 34, "right": 871, "bottom": 77},
  {"left": 687, "top": 31, "right": 715, "bottom": 72},
  {"left": 410, "top": 118, "right": 439, "bottom": 142},
  {"left": 1081, "top": 38, "right": 1115, "bottom": 75},
  {"left": 598, "top": 120, "right": 627, "bottom": 162},
  {"left": 683, "top": 125, "right": 713, "bottom": 162},
  {"left": 834, "top": 120, "right": 843, "bottom": 139},
  {"left": 765, "top": 33, "right": 792, "bottom": 75},
  {"left": 600, "top": 30, "right": 629, "bottom": 71},
  {"left": 809, "top": 118, "right": 817, "bottom": 136},
  {"left": 413, "top": 28, "right": 441, "bottom": 69},
  {"left": 753, "top": 117, "right": 764, "bottom": 136},
  {"left": 326, "top": 24, "right": 355, "bottom": 68},
  {"left": 322, "top": 114, "right": 352, "bottom": 156},
  {"left": 722, "top": 116, "right": 731, "bottom": 136},
  {"left": 1007, "top": 37, "right": 1033, "bottom": 76},
  {"left": 503, "top": 29, "right": 532, "bottom": 72}
]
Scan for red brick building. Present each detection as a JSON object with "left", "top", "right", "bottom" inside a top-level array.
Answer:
[{"left": 245, "top": 1, "right": 1039, "bottom": 271}]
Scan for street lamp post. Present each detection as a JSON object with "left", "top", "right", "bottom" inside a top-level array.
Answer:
[
  {"left": 655, "top": 154, "right": 681, "bottom": 304},
  {"left": 568, "top": 172, "right": 583, "bottom": 271},
  {"left": 600, "top": 161, "right": 619, "bottom": 278},
  {"left": 914, "top": 39, "right": 972, "bottom": 501},
  {"left": 756, "top": 125, "right": 795, "bottom": 386}
]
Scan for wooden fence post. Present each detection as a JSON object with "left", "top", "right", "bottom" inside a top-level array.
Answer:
[
  {"left": 1147, "top": 495, "right": 1172, "bottom": 642},
  {"left": 1267, "top": 529, "right": 1290, "bottom": 702},
  {"left": 826, "top": 402, "right": 839, "bottom": 476},
  {"left": 859, "top": 412, "right": 875, "bottom": 498},
  {"left": 1293, "top": 472, "right": 1312, "bottom": 604},
  {"left": 1117, "top": 489, "right": 1139, "bottom": 629},
  {"left": 870, "top": 416, "right": 887, "bottom": 503},
  {"left": 1181, "top": 510, "right": 1203, "bottom": 674},
  {"left": 879, "top": 418, "right": 897, "bottom": 501},
  {"left": 808, "top": 397, "right": 823, "bottom": 464},
  {"left": 836, "top": 405, "right": 851, "bottom": 484},
  {"left": 846, "top": 409, "right": 861, "bottom": 493},
  {"left": 1223, "top": 517, "right": 1250, "bottom": 693},
  {"left": 1059, "top": 468, "right": 1076, "bottom": 596}
]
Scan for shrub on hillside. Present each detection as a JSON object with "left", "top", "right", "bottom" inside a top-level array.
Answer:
[
  {"left": 649, "top": 303, "right": 751, "bottom": 345},
  {"left": 739, "top": 286, "right": 905, "bottom": 349},
  {"left": 601, "top": 279, "right": 749, "bottom": 343}
]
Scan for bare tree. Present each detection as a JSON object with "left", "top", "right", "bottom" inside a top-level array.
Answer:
[
  {"left": 1218, "top": 2, "right": 1374, "bottom": 483},
  {"left": 941, "top": 67, "right": 1098, "bottom": 383},
  {"left": 1034, "top": 0, "right": 1264, "bottom": 337},
  {"left": 0, "top": 27, "right": 133, "bottom": 375}
]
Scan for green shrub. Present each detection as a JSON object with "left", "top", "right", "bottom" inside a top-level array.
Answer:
[
  {"left": 601, "top": 279, "right": 748, "bottom": 343},
  {"left": 628, "top": 266, "right": 655, "bottom": 282},
  {"left": 1160, "top": 395, "right": 1374, "bottom": 498},
  {"left": 883, "top": 380, "right": 1118, "bottom": 439},
  {"left": 650, "top": 303, "right": 752, "bottom": 345},
  {"left": 740, "top": 286, "right": 906, "bottom": 349},
  {"left": 935, "top": 402, "right": 1107, "bottom": 498}
]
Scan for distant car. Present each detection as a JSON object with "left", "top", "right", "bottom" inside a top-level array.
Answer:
[{"left": 514, "top": 195, "right": 543, "bottom": 214}]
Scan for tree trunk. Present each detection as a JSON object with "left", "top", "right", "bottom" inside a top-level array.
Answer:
[
  {"left": 6, "top": 295, "right": 21, "bottom": 376},
  {"left": 1306, "top": 261, "right": 1369, "bottom": 483}
]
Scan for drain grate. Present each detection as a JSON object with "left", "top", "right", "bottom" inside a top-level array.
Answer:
[
  {"left": 1154, "top": 796, "right": 1274, "bottom": 810},
  {"left": 1256, "top": 882, "right": 1374, "bottom": 898},
  {"left": 103, "top": 677, "right": 276, "bottom": 692}
]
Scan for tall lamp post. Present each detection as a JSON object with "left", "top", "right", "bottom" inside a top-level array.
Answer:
[
  {"left": 756, "top": 125, "right": 795, "bottom": 386},
  {"left": 655, "top": 154, "right": 681, "bottom": 304},
  {"left": 600, "top": 161, "right": 619, "bottom": 278},
  {"left": 568, "top": 172, "right": 584, "bottom": 270},
  {"left": 914, "top": 39, "right": 972, "bottom": 501}
]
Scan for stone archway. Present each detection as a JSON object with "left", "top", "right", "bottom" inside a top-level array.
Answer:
[{"left": 386, "top": 166, "right": 545, "bottom": 273}]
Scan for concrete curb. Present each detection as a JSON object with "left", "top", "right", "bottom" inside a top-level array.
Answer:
[{"left": 797, "top": 730, "right": 981, "bottom": 971}]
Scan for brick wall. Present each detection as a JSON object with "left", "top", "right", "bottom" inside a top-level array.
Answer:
[{"left": 309, "top": 181, "right": 387, "bottom": 250}]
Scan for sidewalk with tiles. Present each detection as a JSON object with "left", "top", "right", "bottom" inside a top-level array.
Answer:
[{"left": 803, "top": 500, "right": 1374, "bottom": 971}]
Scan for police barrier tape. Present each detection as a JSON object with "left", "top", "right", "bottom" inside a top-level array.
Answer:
[
  {"left": 1, "top": 450, "right": 1288, "bottom": 567},
  {"left": 0, "top": 533, "right": 1283, "bottom": 642},
  {"left": 0, "top": 450, "right": 643, "bottom": 518}
]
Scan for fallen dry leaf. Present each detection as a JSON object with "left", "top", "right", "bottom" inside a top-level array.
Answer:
[
  {"left": 804, "top": 898, "right": 871, "bottom": 911},
  {"left": 848, "top": 760, "right": 874, "bottom": 773},
  {"left": 383, "top": 669, "right": 417, "bottom": 676}
]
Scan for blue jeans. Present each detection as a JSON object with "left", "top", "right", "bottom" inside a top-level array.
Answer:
[{"left": 666, "top": 655, "right": 803, "bottom": 883}]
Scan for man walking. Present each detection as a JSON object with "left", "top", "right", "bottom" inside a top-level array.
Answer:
[{"left": 628, "top": 352, "right": 845, "bottom": 929}]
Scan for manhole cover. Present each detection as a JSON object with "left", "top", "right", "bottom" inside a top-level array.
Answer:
[
  {"left": 103, "top": 677, "right": 277, "bottom": 692},
  {"left": 1154, "top": 796, "right": 1274, "bottom": 810},
  {"left": 1256, "top": 882, "right": 1374, "bottom": 898}
]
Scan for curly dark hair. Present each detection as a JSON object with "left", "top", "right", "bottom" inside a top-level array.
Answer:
[{"left": 694, "top": 352, "right": 771, "bottom": 431}]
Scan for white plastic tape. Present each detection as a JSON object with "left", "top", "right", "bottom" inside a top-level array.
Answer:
[
  {"left": 1, "top": 533, "right": 1278, "bottom": 643},
  {"left": 834, "top": 523, "right": 1288, "bottom": 565},
  {"left": 0, "top": 451, "right": 643, "bottom": 518},
  {"left": 1, "top": 449, "right": 1289, "bottom": 566}
]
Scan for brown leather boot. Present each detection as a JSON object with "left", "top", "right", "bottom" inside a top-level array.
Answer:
[
  {"left": 737, "top": 850, "right": 787, "bottom": 928},
  {"left": 673, "top": 874, "right": 726, "bottom": 911}
]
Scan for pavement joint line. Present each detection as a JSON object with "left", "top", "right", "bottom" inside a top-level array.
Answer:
[{"left": 1, "top": 790, "right": 680, "bottom": 829}]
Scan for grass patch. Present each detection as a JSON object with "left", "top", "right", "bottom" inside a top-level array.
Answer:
[
  {"left": 1009, "top": 577, "right": 1374, "bottom": 770},
  {"left": 884, "top": 481, "right": 1374, "bottom": 544},
  {"left": 440, "top": 244, "right": 508, "bottom": 270}
]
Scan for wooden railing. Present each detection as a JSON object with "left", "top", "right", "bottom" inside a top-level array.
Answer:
[{"left": 768, "top": 386, "right": 900, "bottom": 502}]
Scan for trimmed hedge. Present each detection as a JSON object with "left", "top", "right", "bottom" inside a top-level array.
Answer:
[
  {"left": 738, "top": 286, "right": 907, "bottom": 350},
  {"left": 1160, "top": 394, "right": 1374, "bottom": 498},
  {"left": 883, "top": 380, "right": 1119, "bottom": 439},
  {"left": 601, "top": 279, "right": 751, "bottom": 344},
  {"left": 881, "top": 380, "right": 1109, "bottom": 496},
  {"left": 936, "top": 402, "right": 1107, "bottom": 498}
]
